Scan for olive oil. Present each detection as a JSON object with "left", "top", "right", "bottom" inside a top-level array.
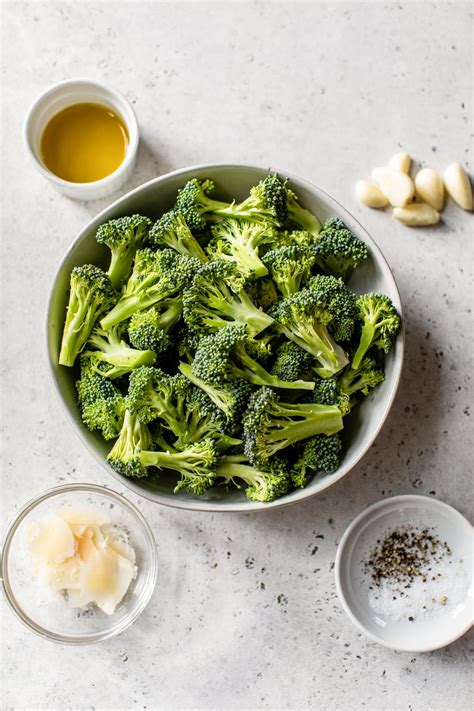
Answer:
[{"left": 40, "top": 103, "right": 129, "bottom": 183}]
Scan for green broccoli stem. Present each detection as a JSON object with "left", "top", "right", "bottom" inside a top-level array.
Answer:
[
  {"left": 139, "top": 448, "right": 202, "bottom": 473},
  {"left": 59, "top": 291, "right": 98, "bottom": 367},
  {"left": 287, "top": 200, "right": 321, "bottom": 239},
  {"left": 107, "top": 246, "right": 137, "bottom": 290},
  {"left": 280, "top": 323, "right": 348, "bottom": 377},
  {"left": 259, "top": 402, "right": 343, "bottom": 458},
  {"left": 86, "top": 330, "right": 156, "bottom": 370},
  {"left": 216, "top": 457, "right": 267, "bottom": 488},
  {"left": 215, "top": 292, "right": 274, "bottom": 336},
  {"left": 178, "top": 362, "right": 231, "bottom": 417},
  {"left": 101, "top": 292, "right": 166, "bottom": 329},
  {"left": 231, "top": 345, "right": 315, "bottom": 390}
]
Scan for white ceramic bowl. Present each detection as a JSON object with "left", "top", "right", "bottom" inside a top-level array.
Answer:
[
  {"left": 24, "top": 79, "right": 139, "bottom": 201},
  {"left": 47, "top": 164, "right": 404, "bottom": 511},
  {"left": 1, "top": 484, "right": 158, "bottom": 645},
  {"left": 335, "top": 495, "right": 473, "bottom": 652}
]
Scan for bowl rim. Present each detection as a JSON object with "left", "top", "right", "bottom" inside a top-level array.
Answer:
[
  {"left": 334, "top": 494, "right": 474, "bottom": 652},
  {"left": 46, "top": 162, "right": 405, "bottom": 512},
  {"left": 1, "top": 482, "right": 158, "bottom": 645}
]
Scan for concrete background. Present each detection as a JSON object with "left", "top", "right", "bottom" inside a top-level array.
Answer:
[{"left": 1, "top": 1, "right": 472, "bottom": 709}]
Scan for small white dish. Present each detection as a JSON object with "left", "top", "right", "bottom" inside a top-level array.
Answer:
[
  {"left": 335, "top": 495, "right": 473, "bottom": 652},
  {"left": 23, "top": 78, "right": 139, "bottom": 201}
]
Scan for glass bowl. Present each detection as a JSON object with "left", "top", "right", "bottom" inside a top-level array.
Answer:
[{"left": 1, "top": 483, "right": 158, "bottom": 645}]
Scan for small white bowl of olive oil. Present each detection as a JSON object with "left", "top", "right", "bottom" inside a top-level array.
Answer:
[{"left": 24, "top": 79, "right": 139, "bottom": 201}]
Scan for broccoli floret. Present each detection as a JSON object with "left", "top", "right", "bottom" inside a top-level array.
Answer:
[
  {"left": 179, "top": 361, "right": 251, "bottom": 433},
  {"left": 217, "top": 454, "right": 291, "bottom": 502},
  {"left": 101, "top": 248, "right": 200, "bottom": 329},
  {"left": 351, "top": 293, "right": 400, "bottom": 371},
  {"left": 313, "top": 218, "right": 369, "bottom": 282},
  {"left": 128, "top": 298, "right": 182, "bottom": 352},
  {"left": 149, "top": 210, "right": 207, "bottom": 261},
  {"left": 192, "top": 325, "right": 315, "bottom": 391},
  {"left": 174, "top": 174, "right": 290, "bottom": 230},
  {"left": 59, "top": 265, "right": 117, "bottom": 367},
  {"left": 246, "top": 276, "right": 280, "bottom": 311},
  {"left": 338, "top": 355, "right": 385, "bottom": 398},
  {"left": 176, "top": 326, "right": 202, "bottom": 363},
  {"left": 126, "top": 366, "right": 190, "bottom": 441},
  {"left": 286, "top": 188, "right": 321, "bottom": 238},
  {"left": 262, "top": 245, "right": 315, "bottom": 297},
  {"left": 76, "top": 355, "right": 125, "bottom": 440},
  {"left": 95, "top": 215, "right": 152, "bottom": 289},
  {"left": 182, "top": 260, "right": 274, "bottom": 336},
  {"left": 311, "top": 376, "right": 350, "bottom": 416},
  {"left": 307, "top": 275, "right": 358, "bottom": 342},
  {"left": 208, "top": 218, "right": 275, "bottom": 279},
  {"left": 139, "top": 439, "right": 219, "bottom": 495},
  {"left": 270, "top": 341, "right": 314, "bottom": 383},
  {"left": 291, "top": 434, "right": 342, "bottom": 488},
  {"left": 82, "top": 325, "right": 156, "bottom": 378},
  {"left": 243, "top": 387, "right": 343, "bottom": 466},
  {"left": 278, "top": 229, "right": 317, "bottom": 249},
  {"left": 179, "top": 386, "right": 242, "bottom": 450},
  {"left": 270, "top": 288, "right": 349, "bottom": 377},
  {"left": 107, "top": 409, "right": 154, "bottom": 478}
]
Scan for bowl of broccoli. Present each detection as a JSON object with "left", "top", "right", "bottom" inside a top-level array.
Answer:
[{"left": 47, "top": 165, "right": 403, "bottom": 511}]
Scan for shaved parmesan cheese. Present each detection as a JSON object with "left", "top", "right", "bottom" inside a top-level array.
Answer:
[
  {"left": 27, "top": 509, "right": 136, "bottom": 615},
  {"left": 27, "top": 514, "right": 76, "bottom": 564}
]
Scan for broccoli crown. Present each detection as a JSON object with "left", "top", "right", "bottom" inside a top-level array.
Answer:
[
  {"left": 262, "top": 244, "right": 315, "bottom": 297},
  {"left": 95, "top": 214, "right": 152, "bottom": 288},
  {"left": 278, "top": 229, "right": 317, "bottom": 249},
  {"left": 307, "top": 274, "right": 358, "bottom": 342},
  {"left": 243, "top": 173, "right": 289, "bottom": 225},
  {"left": 139, "top": 439, "right": 219, "bottom": 495},
  {"left": 174, "top": 178, "right": 224, "bottom": 231},
  {"left": 208, "top": 218, "right": 275, "bottom": 279},
  {"left": 182, "top": 259, "right": 274, "bottom": 336},
  {"left": 179, "top": 361, "right": 251, "bottom": 433},
  {"left": 351, "top": 293, "right": 400, "bottom": 370},
  {"left": 243, "top": 387, "right": 343, "bottom": 465},
  {"left": 193, "top": 324, "right": 315, "bottom": 391},
  {"left": 286, "top": 188, "right": 321, "bottom": 238},
  {"left": 101, "top": 248, "right": 200, "bottom": 329},
  {"left": 339, "top": 355, "right": 385, "bottom": 397},
  {"left": 271, "top": 341, "right": 314, "bottom": 382},
  {"left": 107, "top": 409, "right": 153, "bottom": 478},
  {"left": 217, "top": 454, "right": 291, "bottom": 503},
  {"left": 176, "top": 325, "right": 202, "bottom": 362},
  {"left": 149, "top": 210, "right": 207, "bottom": 261},
  {"left": 59, "top": 265, "right": 117, "bottom": 368},
  {"left": 291, "top": 434, "right": 342, "bottom": 488},
  {"left": 313, "top": 218, "right": 369, "bottom": 282},
  {"left": 128, "top": 299, "right": 182, "bottom": 352},
  {"left": 270, "top": 287, "right": 349, "bottom": 377},
  {"left": 246, "top": 276, "right": 280, "bottom": 311},
  {"left": 76, "top": 355, "right": 125, "bottom": 440},
  {"left": 180, "top": 385, "right": 241, "bottom": 450},
  {"left": 310, "top": 376, "right": 350, "bottom": 416},
  {"left": 82, "top": 324, "right": 156, "bottom": 378},
  {"left": 126, "top": 366, "right": 190, "bottom": 441}
]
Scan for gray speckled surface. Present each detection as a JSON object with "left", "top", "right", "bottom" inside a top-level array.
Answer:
[{"left": 1, "top": 2, "right": 472, "bottom": 709}]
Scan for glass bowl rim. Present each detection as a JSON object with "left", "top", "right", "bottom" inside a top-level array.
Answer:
[{"left": 1, "top": 482, "right": 158, "bottom": 645}]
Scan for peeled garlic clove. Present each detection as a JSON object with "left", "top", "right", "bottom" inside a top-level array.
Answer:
[
  {"left": 388, "top": 152, "right": 411, "bottom": 174},
  {"left": 355, "top": 180, "right": 389, "bottom": 208},
  {"left": 372, "top": 167, "right": 415, "bottom": 207},
  {"left": 414, "top": 168, "right": 444, "bottom": 211},
  {"left": 443, "top": 163, "right": 472, "bottom": 210},
  {"left": 393, "top": 203, "right": 440, "bottom": 226}
]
